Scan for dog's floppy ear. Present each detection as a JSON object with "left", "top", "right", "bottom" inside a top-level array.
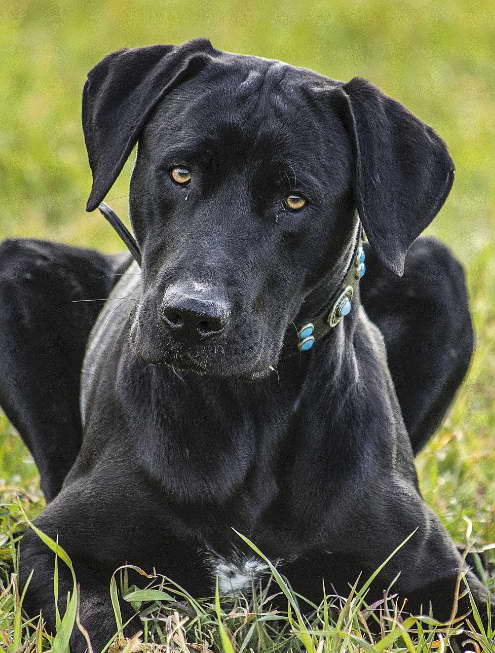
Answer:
[
  {"left": 338, "top": 78, "right": 454, "bottom": 276},
  {"left": 82, "top": 38, "right": 214, "bottom": 212}
]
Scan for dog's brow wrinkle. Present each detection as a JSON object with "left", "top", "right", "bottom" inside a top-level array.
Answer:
[
  {"left": 281, "top": 163, "right": 298, "bottom": 190},
  {"left": 239, "top": 69, "right": 264, "bottom": 93},
  {"left": 239, "top": 61, "right": 290, "bottom": 123}
]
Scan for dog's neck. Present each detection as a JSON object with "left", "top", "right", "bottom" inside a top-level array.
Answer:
[{"left": 281, "top": 215, "right": 365, "bottom": 357}]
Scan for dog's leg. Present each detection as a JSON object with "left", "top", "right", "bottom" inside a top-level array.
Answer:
[
  {"left": 360, "top": 237, "right": 474, "bottom": 453},
  {"left": 21, "top": 531, "right": 136, "bottom": 653},
  {"left": 0, "top": 239, "right": 130, "bottom": 499},
  {"left": 283, "top": 506, "right": 492, "bottom": 634},
  {"left": 19, "top": 480, "right": 213, "bottom": 652}
]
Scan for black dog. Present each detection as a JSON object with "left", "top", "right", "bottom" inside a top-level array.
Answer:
[{"left": 1, "top": 38, "right": 492, "bottom": 650}]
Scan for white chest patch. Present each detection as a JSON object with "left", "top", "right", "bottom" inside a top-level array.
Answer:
[{"left": 212, "top": 556, "right": 269, "bottom": 595}]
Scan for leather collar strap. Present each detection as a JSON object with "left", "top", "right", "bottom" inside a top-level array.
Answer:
[
  {"left": 97, "top": 202, "right": 366, "bottom": 355},
  {"left": 292, "top": 220, "right": 365, "bottom": 353},
  {"left": 98, "top": 203, "right": 142, "bottom": 266}
]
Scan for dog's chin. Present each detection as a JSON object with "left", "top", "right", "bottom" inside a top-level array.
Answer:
[
  {"left": 155, "top": 354, "right": 276, "bottom": 381},
  {"left": 131, "top": 340, "right": 278, "bottom": 381},
  {"left": 163, "top": 361, "right": 276, "bottom": 381}
]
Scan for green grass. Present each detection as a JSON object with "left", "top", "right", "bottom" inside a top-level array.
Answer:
[{"left": 1, "top": 0, "right": 494, "bottom": 650}]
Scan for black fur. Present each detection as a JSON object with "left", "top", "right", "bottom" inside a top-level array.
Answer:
[{"left": 0, "top": 38, "right": 491, "bottom": 651}]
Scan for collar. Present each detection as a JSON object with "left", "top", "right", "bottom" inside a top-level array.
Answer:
[
  {"left": 98, "top": 203, "right": 142, "bottom": 265},
  {"left": 97, "top": 203, "right": 366, "bottom": 355},
  {"left": 291, "top": 220, "right": 365, "bottom": 354}
]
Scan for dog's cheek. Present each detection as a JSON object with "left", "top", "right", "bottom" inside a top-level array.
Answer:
[
  {"left": 128, "top": 308, "right": 149, "bottom": 359},
  {"left": 128, "top": 300, "right": 166, "bottom": 362}
]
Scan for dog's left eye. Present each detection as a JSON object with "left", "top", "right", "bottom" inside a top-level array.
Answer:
[
  {"left": 170, "top": 167, "right": 192, "bottom": 185},
  {"left": 284, "top": 194, "right": 306, "bottom": 211}
]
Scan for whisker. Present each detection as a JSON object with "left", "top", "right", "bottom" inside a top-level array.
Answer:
[
  {"left": 96, "top": 299, "right": 137, "bottom": 333},
  {"left": 71, "top": 297, "right": 138, "bottom": 303},
  {"left": 269, "top": 365, "right": 280, "bottom": 383},
  {"left": 170, "top": 365, "right": 185, "bottom": 382}
]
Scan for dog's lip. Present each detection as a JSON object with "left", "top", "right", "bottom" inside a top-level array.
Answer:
[
  {"left": 137, "top": 348, "right": 276, "bottom": 379},
  {"left": 178, "top": 352, "right": 208, "bottom": 372},
  {"left": 250, "top": 367, "right": 274, "bottom": 380},
  {"left": 129, "top": 323, "right": 275, "bottom": 377},
  {"left": 154, "top": 352, "right": 208, "bottom": 374}
]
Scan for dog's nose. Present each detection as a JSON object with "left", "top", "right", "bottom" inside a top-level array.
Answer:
[{"left": 161, "top": 291, "right": 229, "bottom": 338}]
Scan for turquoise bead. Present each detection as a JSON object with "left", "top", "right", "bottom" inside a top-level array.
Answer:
[
  {"left": 299, "top": 326, "right": 314, "bottom": 339},
  {"left": 339, "top": 298, "right": 352, "bottom": 317},
  {"left": 298, "top": 336, "right": 315, "bottom": 351},
  {"left": 356, "top": 262, "right": 366, "bottom": 278}
]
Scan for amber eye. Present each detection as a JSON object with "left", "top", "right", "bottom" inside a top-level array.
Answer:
[
  {"left": 170, "top": 167, "right": 192, "bottom": 185},
  {"left": 285, "top": 194, "right": 306, "bottom": 211}
]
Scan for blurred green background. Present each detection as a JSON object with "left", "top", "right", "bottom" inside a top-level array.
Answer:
[{"left": 0, "top": 0, "right": 494, "bottom": 544}]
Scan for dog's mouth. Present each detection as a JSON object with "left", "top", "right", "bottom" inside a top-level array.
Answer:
[
  {"left": 157, "top": 356, "right": 276, "bottom": 381},
  {"left": 160, "top": 352, "right": 210, "bottom": 376},
  {"left": 154, "top": 350, "right": 276, "bottom": 380},
  {"left": 129, "top": 337, "right": 209, "bottom": 375},
  {"left": 130, "top": 329, "right": 279, "bottom": 380}
]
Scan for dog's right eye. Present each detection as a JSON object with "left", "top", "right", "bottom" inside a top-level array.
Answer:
[
  {"left": 284, "top": 194, "right": 307, "bottom": 211},
  {"left": 170, "top": 167, "right": 192, "bottom": 185}
]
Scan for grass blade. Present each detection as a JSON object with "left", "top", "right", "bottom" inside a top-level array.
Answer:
[{"left": 215, "top": 579, "right": 236, "bottom": 653}]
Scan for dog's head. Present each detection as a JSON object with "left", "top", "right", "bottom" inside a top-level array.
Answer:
[{"left": 83, "top": 38, "right": 453, "bottom": 377}]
